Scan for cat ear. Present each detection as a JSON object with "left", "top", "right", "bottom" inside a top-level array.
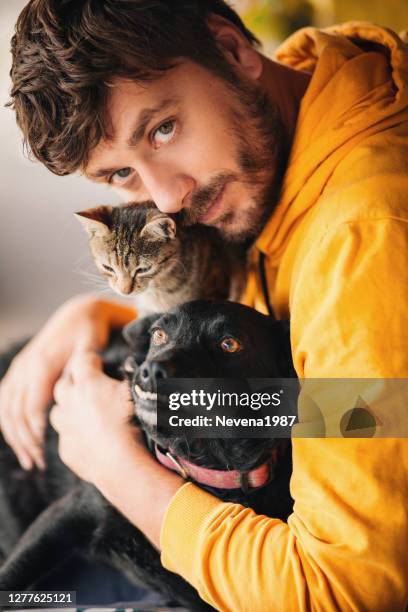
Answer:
[
  {"left": 140, "top": 215, "right": 177, "bottom": 241},
  {"left": 74, "top": 206, "right": 113, "bottom": 237}
]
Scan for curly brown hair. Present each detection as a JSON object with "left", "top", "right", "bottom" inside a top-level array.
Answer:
[{"left": 8, "top": 0, "right": 259, "bottom": 176}]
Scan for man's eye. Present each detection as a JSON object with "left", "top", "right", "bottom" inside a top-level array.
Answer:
[
  {"left": 109, "top": 167, "right": 133, "bottom": 184},
  {"left": 152, "top": 328, "right": 168, "bottom": 346},
  {"left": 152, "top": 120, "right": 176, "bottom": 147},
  {"left": 220, "top": 337, "right": 242, "bottom": 353}
]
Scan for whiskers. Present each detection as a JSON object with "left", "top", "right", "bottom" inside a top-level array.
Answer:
[
  {"left": 79, "top": 271, "right": 114, "bottom": 295},
  {"left": 72, "top": 254, "right": 116, "bottom": 296}
]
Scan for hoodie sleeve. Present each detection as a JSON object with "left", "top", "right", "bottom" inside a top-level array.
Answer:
[{"left": 160, "top": 217, "right": 408, "bottom": 612}]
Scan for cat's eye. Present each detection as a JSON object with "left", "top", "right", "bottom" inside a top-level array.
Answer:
[
  {"left": 220, "top": 337, "right": 242, "bottom": 353},
  {"left": 102, "top": 264, "right": 114, "bottom": 273},
  {"left": 152, "top": 329, "right": 168, "bottom": 346},
  {"left": 152, "top": 120, "right": 176, "bottom": 148},
  {"left": 135, "top": 266, "right": 151, "bottom": 277}
]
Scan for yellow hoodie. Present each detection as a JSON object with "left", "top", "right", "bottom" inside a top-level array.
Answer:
[{"left": 160, "top": 23, "right": 408, "bottom": 611}]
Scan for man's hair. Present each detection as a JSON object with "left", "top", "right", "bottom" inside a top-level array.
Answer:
[{"left": 8, "top": 0, "right": 259, "bottom": 176}]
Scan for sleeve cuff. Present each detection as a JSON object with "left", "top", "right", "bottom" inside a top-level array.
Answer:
[{"left": 160, "top": 481, "right": 224, "bottom": 579}]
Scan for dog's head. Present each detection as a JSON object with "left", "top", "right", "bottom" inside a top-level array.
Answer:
[{"left": 123, "top": 300, "right": 295, "bottom": 472}]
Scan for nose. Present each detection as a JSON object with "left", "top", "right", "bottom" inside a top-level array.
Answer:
[
  {"left": 116, "top": 276, "right": 134, "bottom": 295},
  {"left": 140, "top": 361, "right": 168, "bottom": 385},
  {"left": 138, "top": 161, "right": 195, "bottom": 214}
]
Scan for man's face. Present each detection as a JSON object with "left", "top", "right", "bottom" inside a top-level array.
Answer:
[{"left": 85, "top": 61, "right": 287, "bottom": 242}]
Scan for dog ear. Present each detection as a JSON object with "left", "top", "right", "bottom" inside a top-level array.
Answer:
[
  {"left": 120, "top": 355, "right": 138, "bottom": 382},
  {"left": 123, "top": 314, "right": 162, "bottom": 347},
  {"left": 123, "top": 313, "right": 163, "bottom": 364},
  {"left": 140, "top": 214, "right": 176, "bottom": 241},
  {"left": 123, "top": 355, "right": 137, "bottom": 374},
  {"left": 74, "top": 205, "right": 113, "bottom": 237}
]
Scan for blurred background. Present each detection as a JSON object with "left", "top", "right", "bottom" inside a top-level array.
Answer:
[{"left": 1, "top": 0, "right": 407, "bottom": 348}]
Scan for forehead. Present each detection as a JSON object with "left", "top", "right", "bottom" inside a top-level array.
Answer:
[
  {"left": 156, "top": 310, "right": 240, "bottom": 338},
  {"left": 87, "top": 61, "right": 219, "bottom": 160}
]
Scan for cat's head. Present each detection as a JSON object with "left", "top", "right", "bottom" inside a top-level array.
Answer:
[{"left": 75, "top": 202, "right": 179, "bottom": 296}]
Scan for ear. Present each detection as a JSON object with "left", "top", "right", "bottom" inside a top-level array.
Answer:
[
  {"left": 122, "top": 355, "right": 138, "bottom": 377},
  {"left": 206, "top": 14, "right": 263, "bottom": 80},
  {"left": 140, "top": 215, "right": 177, "bottom": 241},
  {"left": 74, "top": 205, "right": 113, "bottom": 237},
  {"left": 123, "top": 313, "right": 163, "bottom": 363}
]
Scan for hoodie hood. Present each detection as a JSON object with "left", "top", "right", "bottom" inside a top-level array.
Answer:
[{"left": 256, "top": 22, "right": 408, "bottom": 262}]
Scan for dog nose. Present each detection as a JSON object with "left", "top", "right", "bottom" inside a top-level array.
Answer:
[{"left": 139, "top": 361, "right": 168, "bottom": 384}]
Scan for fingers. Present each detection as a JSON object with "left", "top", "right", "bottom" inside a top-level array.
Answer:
[
  {"left": 53, "top": 376, "right": 69, "bottom": 408},
  {"left": 11, "top": 413, "right": 45, "bottom": 471},
  {"left": 49, "top": 403, "right": 60, "bottom": 433},
  {"left": 51, "top": 352, "right": 102, "bottom": 429},
  {"left": 51, "top": 354, "right": 101, "bottom": 432},
  {"left": 0, "top": 356, "right": 51, "bottom": 471},
  {"left": 0, "top": 387, "right": 33, "bottom": 470},
  {"left": 0, "top": 298, "right": 111, "bottom": 472},
  {"left": 0, "top": 346, "right": 103, "bottom": 471},
  {"left": 0, "top": 383, "right": 47, "bottom": 471},
  {"left": 50, "top": 372, "right": 71, "bottom": 434}
]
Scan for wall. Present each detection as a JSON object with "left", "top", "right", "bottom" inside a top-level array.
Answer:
[{"left": 0, "top": 1, "right": 114, "bottom": 347}]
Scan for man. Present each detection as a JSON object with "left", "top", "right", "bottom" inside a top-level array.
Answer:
[{"left": 1, "top": 1, "right": 408, "bottom": 609}]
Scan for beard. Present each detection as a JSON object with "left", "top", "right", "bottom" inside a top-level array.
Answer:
[{"left": 177, "top": 74, "right": 288, "bottom": 243}]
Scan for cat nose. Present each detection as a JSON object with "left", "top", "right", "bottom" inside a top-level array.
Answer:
[
  {"left": 140, "top": 361, "right": 168, "bottom": 384},
  {"left": 117, "top": 278, "right": 134, "bottom": 295}
]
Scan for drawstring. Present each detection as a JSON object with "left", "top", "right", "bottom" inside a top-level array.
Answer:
[{"left": 259, "top": 252, "right": 275, "bottom": 320}]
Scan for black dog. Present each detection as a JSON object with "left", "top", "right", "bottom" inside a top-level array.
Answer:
[{"left": 0, "top": 301, "right": 295, "bottom": 610}]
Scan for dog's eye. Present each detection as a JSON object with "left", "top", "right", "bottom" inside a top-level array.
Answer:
[
  {"left": 220, "top": 337, "right": 242, "bottom": 353},
  {"left": 152, "top": 328, "right": 168, "bottom": 346}
]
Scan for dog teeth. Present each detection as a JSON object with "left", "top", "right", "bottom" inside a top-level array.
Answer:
[{"left": 134, "top": 384, "right": 157, "bottom": 402}]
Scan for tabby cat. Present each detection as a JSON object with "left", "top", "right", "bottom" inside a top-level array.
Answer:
[{"left": 76, "top": 202, "right": 247, "bottom": 315}]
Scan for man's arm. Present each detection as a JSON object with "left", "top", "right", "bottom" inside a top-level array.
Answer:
[
  {"left": 51, "top": 351, "right": 184, "bottom": 549},
  {"left": 0, "top": 295, "right": 136, "bottom": 470}
]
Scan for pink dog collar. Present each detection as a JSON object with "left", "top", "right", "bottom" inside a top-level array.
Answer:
[{"left": 154, "top": 444, "right": 280, "bottom": 491}]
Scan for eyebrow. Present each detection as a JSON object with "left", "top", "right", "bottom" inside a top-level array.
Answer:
[{"left": 86, "top": 97, "right": 179, "bottom": 180}]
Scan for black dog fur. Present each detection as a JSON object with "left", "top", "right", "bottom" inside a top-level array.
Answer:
[{"left": 0, "top": 301, "right": 296, "bottom": 610}]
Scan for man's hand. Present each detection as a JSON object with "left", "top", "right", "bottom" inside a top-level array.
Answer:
[
  {"left": 0, "top": 296, "right": 135, "bottom": 471},
  {"left": 51, "top": 351, "right": 138, "bottom": 483},
  {"left": 2, "top": 314, "right": 182, "bottom": 549},
  {"left": 51, "top": 350, "right": 184, "bottom": 549}
]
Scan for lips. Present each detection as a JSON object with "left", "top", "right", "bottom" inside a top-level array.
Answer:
[{"left": 198, "top": 183, "right": 227, "bottom": 224}]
